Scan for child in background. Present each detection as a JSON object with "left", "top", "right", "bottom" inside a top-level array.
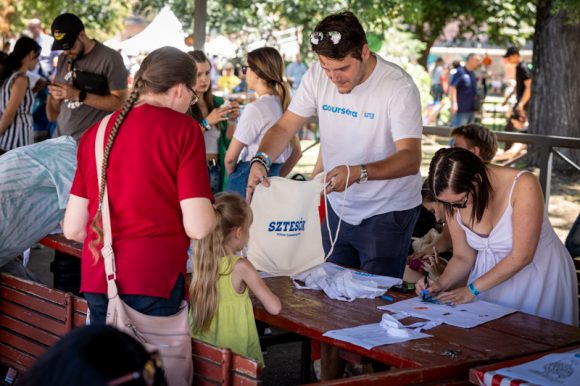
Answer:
[{"left": 189, "top": 193, "right": 281, "bottom": 365}]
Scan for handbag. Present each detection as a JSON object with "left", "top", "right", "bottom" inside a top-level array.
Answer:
[
  {"left": 95, "top": 114, "right": 193, "bottom": 386},
  {"left": 247, "top": 170, "right": 348, "bottom": 276}
]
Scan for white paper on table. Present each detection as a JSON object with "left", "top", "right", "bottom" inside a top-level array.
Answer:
[
  {"left": 378, "top": 297, "right": 516, "bottom": 328},
  {"left": 323, "top": 323, "right": 431, "bottom": 350},
  {"left": 495, "top": 350, "right": 580, "bottom": 386}
]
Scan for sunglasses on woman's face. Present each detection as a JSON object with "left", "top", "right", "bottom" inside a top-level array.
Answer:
[{"left": 437, "top": 193, "right": 469, "bottom": 209}]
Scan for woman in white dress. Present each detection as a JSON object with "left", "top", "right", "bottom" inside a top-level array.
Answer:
[{"left": 416, "top": 147, "right": 578, "bottom": 326}]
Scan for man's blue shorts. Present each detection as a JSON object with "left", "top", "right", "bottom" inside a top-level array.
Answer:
[{"left": 322, "top": 203, "right": 421, "bottom": 278}]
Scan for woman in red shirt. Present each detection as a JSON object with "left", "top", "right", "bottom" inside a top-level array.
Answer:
[{"left": 63, "top": 47, "right": 216, "bottom": 324}]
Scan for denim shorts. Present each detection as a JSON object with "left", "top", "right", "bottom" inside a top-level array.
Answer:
[
  {"left": 208, "top": 163, "right": 222, "bottom": 195},
  {"left": 84, "top": 274, "right": 185, "bottom": 325},
  {"left": 225, "top": 161, "right": 283, "bottom": 198},
  {"left": 322, "top": 204, "right": 421, "bottom": 278}
]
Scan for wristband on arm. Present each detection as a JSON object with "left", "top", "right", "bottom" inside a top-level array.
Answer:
[{"left": 468, "top": 282, "right": 480, "bottom": 297}]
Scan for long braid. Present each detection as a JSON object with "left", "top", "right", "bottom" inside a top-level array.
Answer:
[{"left": 88, "top": 87, "right": 140, "bottom": 262}]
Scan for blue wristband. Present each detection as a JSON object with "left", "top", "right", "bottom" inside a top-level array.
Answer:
[
  {"left": 468, "top": 282, "right": 480, "bottom": 297},
  {"left": 201, "top": 118, "right": 210, "bottom": 131},
  {"left": 255, "top": 151, "right": 272, "bottom": 169}
]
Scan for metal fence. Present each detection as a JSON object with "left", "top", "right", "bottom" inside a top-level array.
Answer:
[{"left": 423, "top": 126, "right": 580, "bottom": 207}]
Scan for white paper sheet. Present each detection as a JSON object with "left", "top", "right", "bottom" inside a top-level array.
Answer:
[
  {"left": 323, "top": 323, "right": 431, "bottom": 350},
  {"left": 495, "top": 350, "right": 580, "bottom": 386},
  {"left": 378, "top": 297, "right": 516, "bottom": 328}
]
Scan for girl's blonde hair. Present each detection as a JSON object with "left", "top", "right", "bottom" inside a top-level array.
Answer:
[
  {"left": 88, "top": 47, "right": 197, "bottom": 262},
  {"left": 189, "top": 193, "right": 252, "bottom": 333},
  {"left": 247, "top": 47, "right": 291, "bottom": 111}
]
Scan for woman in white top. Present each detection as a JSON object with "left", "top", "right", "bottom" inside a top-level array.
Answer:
[
  {"left": 0, "top": 37, "right": 40, "bottom": 151},
  {"left": 416, "top": 148, "right": 577, "bottom": 326},
  {"left": 225, "top": 47, "right": 301, "bottom": 198}
]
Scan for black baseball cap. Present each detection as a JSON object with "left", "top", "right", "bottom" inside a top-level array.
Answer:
[
  {"left": 503, "top": 46, "right": 520, "bottom": 58},
  {"left": 51, "top": 13, "right": 84, "bottom": 51}
]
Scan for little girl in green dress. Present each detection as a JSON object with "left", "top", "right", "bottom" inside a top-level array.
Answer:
[{"left": 189, "top": 193, "right": 281, "bottom": 365}]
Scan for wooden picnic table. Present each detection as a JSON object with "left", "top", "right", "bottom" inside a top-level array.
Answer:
[
  {"left": 39, "top": 233, "right": 82, "bottom": 258},
  {"left": 252, "top": 276, "right": 580, "bottom": 384}
]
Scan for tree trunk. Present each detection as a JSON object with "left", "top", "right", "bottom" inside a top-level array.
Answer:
[
  {"left": 193, "top": 0, "right": 207, "bottom": 51},
  {"left": 529, "top": 0, "right": 580, "bottom": 167}
]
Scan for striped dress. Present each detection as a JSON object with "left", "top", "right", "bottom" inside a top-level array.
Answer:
[{"left": 0, "top": 71, "right": 34, "bottom": 151}]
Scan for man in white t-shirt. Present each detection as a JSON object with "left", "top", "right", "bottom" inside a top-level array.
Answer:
[{"left": 247, "top": 11, "right": 422, "bottom": 278}]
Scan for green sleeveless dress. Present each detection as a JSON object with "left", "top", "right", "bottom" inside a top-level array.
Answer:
[{"left": 191, "top": 255, "right": 264, "bottom": 365}]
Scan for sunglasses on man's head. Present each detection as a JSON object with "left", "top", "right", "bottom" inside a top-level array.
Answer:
[{"left": 310, "top": 31, "right": 342, "bottom": 45}]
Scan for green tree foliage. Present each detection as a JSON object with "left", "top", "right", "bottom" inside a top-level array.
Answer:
[
  {"left": 10, "top": 0, "right": 129, "bottom": 41},
  {"left": 135, "top": 0, "right": 537, "bottom": 68}
]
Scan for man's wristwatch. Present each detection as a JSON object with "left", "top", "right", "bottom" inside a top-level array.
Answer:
[
  {"left": 78, "top": 90, "right": 87, "bottom": 102},
  {"left": 356, "top": 164, "right": 368, "bottom": 184}
]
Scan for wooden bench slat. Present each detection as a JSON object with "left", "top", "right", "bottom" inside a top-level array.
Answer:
[
  {"left": 0, "top": 314, "right": 61, "bottom": 346},
  {"left": 0, "top": 332, "right": 47, "bottom": 358},
  {"left": 193, "top": 357, "right": 229, "bottom": 383},
  {"left": 0, "top": 344, "right": 36, "bottom": 372},
  {"left": 232, "top": 373, "right": 261, "bottom": 386},
  {"left": 0, "top": 302, "right": 70, "bottom": 336},
  {"left": 1, "top": 273, "right": 69, "bottom": 305},
  {"left": 232, "top": 354, "right": 262, "bottom": 377},
  {"left": 0, "top": 286, "right": 69, "bottom": 322}
]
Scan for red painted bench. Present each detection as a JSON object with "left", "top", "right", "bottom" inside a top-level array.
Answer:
[{"left": 0, "top": 273, "right": 262, "bottom": 385}]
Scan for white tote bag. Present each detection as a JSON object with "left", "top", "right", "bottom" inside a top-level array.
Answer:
[
  {"left": 248, "top": 174, "right": 326, "bottom": 276},
  {"left": 248, "top": 170, "right": 349, "bottom": 276}
]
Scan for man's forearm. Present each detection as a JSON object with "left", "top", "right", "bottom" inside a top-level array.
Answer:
[
  {"left": 84, "top": 92, "right": 126, "bottom": 112},
  {"left": 257, "top": 112, "right": 306, "bottom": 160},
  {"left": 46, "top": 95, "right": 61, "bottom": 122},
  {"left": 366, "top": 146, "right": 421, "bottom": 181}
]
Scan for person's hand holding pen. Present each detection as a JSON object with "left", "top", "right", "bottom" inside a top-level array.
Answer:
[{"left": 415, "top": 247, "right": 443, "bottom": 297}]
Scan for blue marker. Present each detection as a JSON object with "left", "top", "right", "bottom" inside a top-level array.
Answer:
[{"left": 381, "top": 295, "right": 394, "bottom": 302}]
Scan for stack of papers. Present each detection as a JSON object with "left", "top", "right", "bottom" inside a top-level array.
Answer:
[
  {"left": 378, "top": 297, "right": 516, "bottom": 328},
  {"left": 494, "top": 350, "right": 580, "bottom": 386}
]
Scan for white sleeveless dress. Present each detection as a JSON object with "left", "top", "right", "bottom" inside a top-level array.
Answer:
[{"left": 458, "top": 171, "right": 578, "bottom": 326}]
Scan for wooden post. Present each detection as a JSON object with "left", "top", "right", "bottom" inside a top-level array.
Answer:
[{"left": 194, "top": 0, "right": 207, "bottom": 51}]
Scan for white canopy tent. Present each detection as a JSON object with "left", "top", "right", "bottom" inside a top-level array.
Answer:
[
  {"left": 117, "top": 6, "right": 190, "bottom": 56},
  {"left": 205, "top": 35, "right": 238, "bottom": 58}
]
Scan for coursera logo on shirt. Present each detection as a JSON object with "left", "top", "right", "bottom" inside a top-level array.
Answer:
[
  {"left": 268, "top": 219, "right": 306, "bottom": 237},
  {"left": 321, "top": 104, "right": 375, "bottom": 120}
]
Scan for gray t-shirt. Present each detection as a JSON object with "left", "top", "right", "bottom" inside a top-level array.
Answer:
[{"left": 54, "top": 41, "right": 127, "bottom": 139}]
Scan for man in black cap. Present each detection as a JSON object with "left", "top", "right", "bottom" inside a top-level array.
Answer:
[
  {"left": 503, "top": 46, "right": 532, "bottom": 129},
  {"left": 47, "top": 13, "right": 128, "bottom": 139}
]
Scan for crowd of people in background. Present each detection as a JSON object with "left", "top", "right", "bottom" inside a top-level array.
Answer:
[{"left": 0, "top": 9, "right": 579, "bottom": 385}]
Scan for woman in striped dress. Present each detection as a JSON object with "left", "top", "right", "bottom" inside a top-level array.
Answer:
[{"left": 0, "top": 37, "right": 40, "bottom": 151}]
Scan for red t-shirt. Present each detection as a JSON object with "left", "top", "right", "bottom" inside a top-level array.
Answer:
[{"left": 71, "top": 104, "right": 212, "bottom": 298}]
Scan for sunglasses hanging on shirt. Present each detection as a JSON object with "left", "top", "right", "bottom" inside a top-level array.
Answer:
[{"left": 310, "top": 31, "right": 342, "bottom": 45}]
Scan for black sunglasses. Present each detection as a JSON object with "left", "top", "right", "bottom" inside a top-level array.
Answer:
[
  {"left": 437, "top": 193, "right": 469, "bottom": 209},
  {"left": 242, "top": 65, "right": 250, "bottom": 75}
]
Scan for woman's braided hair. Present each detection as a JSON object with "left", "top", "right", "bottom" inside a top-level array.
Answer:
[{"left": 88, "top": 47, "right": 197, "bottom": 261}]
